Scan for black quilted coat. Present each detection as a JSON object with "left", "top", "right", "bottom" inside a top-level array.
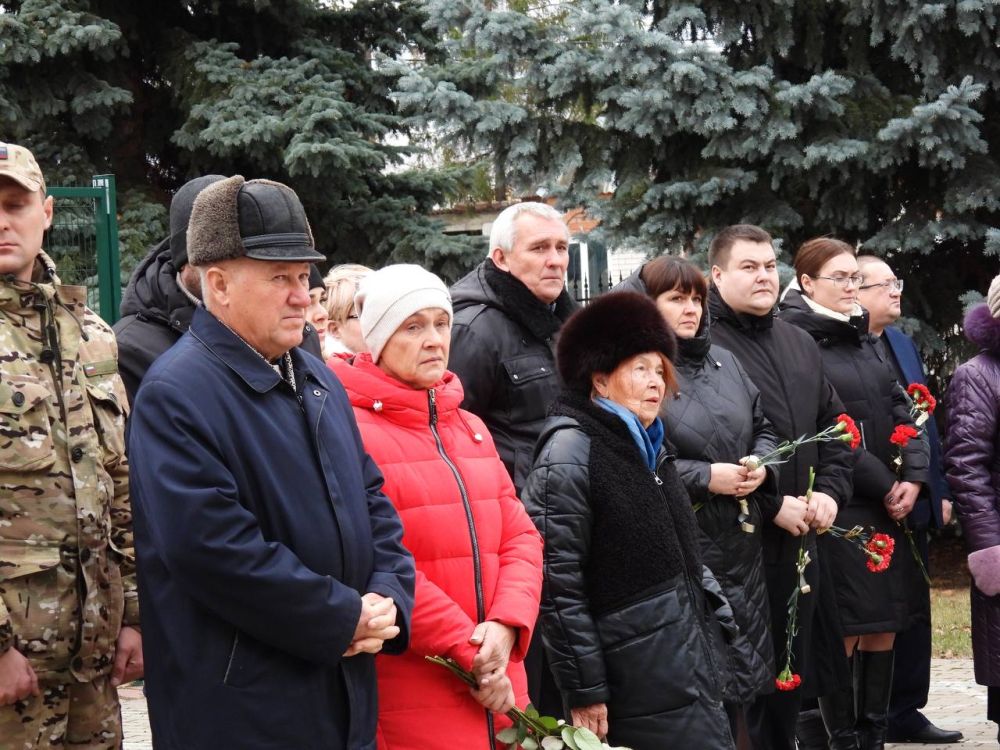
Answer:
[
  {"left": 779, "top": 288, "right": 929, "bottom": 634},
  {"left": 522, "top": 394, "right": 735, "bottom": 750},
  {"left": 944, "top": 303, "right": 1000, "bottom": 686},
  {"left": 662, "top": 316, "right": 780, "bottom": 704}
]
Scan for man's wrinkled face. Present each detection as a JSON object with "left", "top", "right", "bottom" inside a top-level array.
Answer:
[
  {"left": 857, "top": 260, "right": 902, "bottom": 331},
  {"left": 0, "top": 179, "right": 52, "bottom": 282},
  {"left": 208, "top": 258, "right": 311, "bottom": 360},
  {"left": 491, "top": 213, "right": 570, "bottom": 304},
  {"left": 712, "top": 240, "right": 779, "bottom": 316}
]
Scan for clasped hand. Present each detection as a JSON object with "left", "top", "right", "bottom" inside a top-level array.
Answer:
[
  {"left": 468, "top": 621, "right": 517, "bottom": 714},
  {"left": 709, "top": 460, "right": 766, "bottom": 497},
  {"left": 344, "top": 592, "right": 399, "bottom": 657}
]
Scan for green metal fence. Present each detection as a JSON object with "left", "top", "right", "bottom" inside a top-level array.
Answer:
[{"left": 43, "top": 175, "right": 121, "bottom": 324}]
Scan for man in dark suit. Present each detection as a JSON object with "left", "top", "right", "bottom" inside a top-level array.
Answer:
[{"left": 857, "top": 255, "right": 962, "bottom": 744}]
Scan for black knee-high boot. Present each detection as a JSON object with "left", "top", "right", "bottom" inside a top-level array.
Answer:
[
  {"left": 818, "top": 687, "right": 859, "bottom": 750},
  {"left": 856, "top": 650, "right": 894, "bottom": 750}
]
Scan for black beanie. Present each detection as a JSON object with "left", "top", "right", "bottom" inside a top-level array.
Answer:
[
  {"left": 169, "top": 175, "right": 226, "bottom": 269},
  {"left": 557, "top": 292, "right": 677, "bottom": 396},
  {"left": 309, "top": 264, "right": 325, "bottom": 291}
]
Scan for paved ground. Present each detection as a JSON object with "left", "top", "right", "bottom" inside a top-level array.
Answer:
[{"left": 119, "top": 658, "right": 997, "bottom": 749}]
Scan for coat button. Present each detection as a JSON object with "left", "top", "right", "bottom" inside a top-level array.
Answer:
[
  {"left": 512, "top": 374, "right": 519, "bottom": 380},
  {"left": 72, "top": 656, "right": 84, "bottom": 672},
  {"left": 11, "top": 392, "right": 24, "bottom": 407},
  {"left": 79, "top": 548, "right": 91, "bottom": 563},
  {"left": 71, "top": 446, "right": 84, "bottom": 463},
  {"left": 313, "top": 390, "right": 321, "bottom": 396}
]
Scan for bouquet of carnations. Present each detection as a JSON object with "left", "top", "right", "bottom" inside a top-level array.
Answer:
[
  {"left": 774, "top": 418, "right": 864, "bottom": 692},
  {"left": 699, "top": 413, "right": 860, "bottom": 534},
  {"left": 889, "top": 383, "right": 937, "bottom": 585},
  {"left": 818, "top": 524, "right": 895, "bottom": 573},
  {"left": 427, "top": 656, "right": 633, "bottom": 750}
]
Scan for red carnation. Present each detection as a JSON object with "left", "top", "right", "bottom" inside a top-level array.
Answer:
[
  {"left": 868, "top": 532, "right": 895, "bottom": 556},
  {"left": 775, "top": 672, "right": 802, "bottom": 691},
  {"left": 906, "top": 383, "right": 937, "bottom": 414},
  {"left": 889, "top": 424, "right": 919, "bottom": 447},
  {"left": 864, "top": 533, "right": 894, "bottom": 573},
  {"left": 836, "top": 413, "right": 862, "bottom": 450},
  {"left": 866, "top": 552, "right": 892, "bottom": 573}
]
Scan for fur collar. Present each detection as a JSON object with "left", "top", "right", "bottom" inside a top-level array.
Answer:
[
  {"left": 965, "top": 303, "right": 1000, "bottom": 353},
  {"left": 482, "top": 259, "right": 577, "bottom": 342}
]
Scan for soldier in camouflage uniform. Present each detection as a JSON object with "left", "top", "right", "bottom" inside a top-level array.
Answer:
[{"left": 0, "top": 142, "right": 141, "bottom": 748}]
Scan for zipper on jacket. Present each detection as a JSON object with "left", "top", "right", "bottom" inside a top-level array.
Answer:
[
  {"left": 223, "top": 631, "right": 240, "bottom": 684},
  {"left": 427, "top": 388, "right": 494, "bottom": 746}
]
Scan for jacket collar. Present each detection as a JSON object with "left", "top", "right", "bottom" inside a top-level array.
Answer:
[
  {"left": 0, "top": 251, "right": 85, "bottom": 314},
  {"left": 677, "top": 313, "right": 712, "bottom": 362},
  {"left": 778, "top": 287, "right": 869, "bottom": 347},
  {"left": 708, "top": 285, "right": 775, "bottom": 335},
  {"left": 480, "top": 259, "right": 578, "bottom": 342},
  {"left": 120, "top": 239, "right": 197, "bottom": 333},
  {"left": 189, "top": 306, "right": 318, "bottom": 394},
  {"left": 332, "top": 353, "right": 464, "bottom": 426}
]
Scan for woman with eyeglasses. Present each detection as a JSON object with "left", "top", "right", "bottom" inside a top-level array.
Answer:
[{"left": 779, "top": 238, "right": 928, "bottom": 750}]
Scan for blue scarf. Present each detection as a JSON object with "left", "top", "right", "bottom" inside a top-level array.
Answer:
[{"left": 595, "top": 397, "right": 665, "bottom": 471}]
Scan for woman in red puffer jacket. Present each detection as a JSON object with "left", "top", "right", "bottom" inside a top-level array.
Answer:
[{"left": 332, "top": 264, "right": 543, "bottom": 750}]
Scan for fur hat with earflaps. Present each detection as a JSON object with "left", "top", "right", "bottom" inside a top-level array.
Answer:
[
  {"left": 557, "top": 291, "right": 677, "bottom": 396},
  {"left": 187, "top": 175, "right": 325, "bottom": 266}
]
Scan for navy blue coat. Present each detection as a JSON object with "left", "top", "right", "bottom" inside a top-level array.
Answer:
[
  {"left": 128, "top": 307, "right": 415, "bottom": 750},
  {"left": 884, "top": 326, "right": 948, "bottom": 527}
]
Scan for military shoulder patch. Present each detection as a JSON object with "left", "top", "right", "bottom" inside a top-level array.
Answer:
[{"left": 83, "top": 360, "right": 118, "bottom": 378}]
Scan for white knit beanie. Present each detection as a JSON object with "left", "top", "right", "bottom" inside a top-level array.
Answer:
[
  {"left": 989, "top": 274, "right": 1000, "bottom": 319},
  {"left": 355, "top": 264, "right": 453, "bottom": 362}
]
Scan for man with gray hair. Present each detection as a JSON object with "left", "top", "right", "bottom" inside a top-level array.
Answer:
[
  {"left": 449, "top": 201, "right": 576, "bottom": 495},
  {"left": 856, "top": 255, "right": 962, "bottom": 744},
  {"left": 448, "top": 200, "right": 576, "bottom": 717},
  {"left": 127, "top": 175, "right": 415, "bottom": 749}
]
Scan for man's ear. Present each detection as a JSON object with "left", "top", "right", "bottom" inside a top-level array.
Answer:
[
  {"left": 41, "top": 195, "right": 54, "bottom": 231},
  {"left": 710, "top": 264, "right": 723, "bottom": 287},
  {"left": 490, "top": 246, "right": 511, "bottom": 272},
  {"left": 202, "top": 266, "right": 230, "bottom": 308}
]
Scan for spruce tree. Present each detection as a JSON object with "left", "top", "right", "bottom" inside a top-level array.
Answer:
[
  {"left": 397, "top": 0, "right": 1000, "bottom": 382},
  {"left": 0, "top": 0, "right": 479, "bottom": 280}
]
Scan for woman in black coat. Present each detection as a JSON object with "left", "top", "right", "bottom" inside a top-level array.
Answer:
[
  {"left": 522, "top": 292, "right": 736, "bottom": 750},
  {"left": 778, "top": 238, "right": 928, "bottom": 750},
  {"left": 625, "top": 256, "right": 781, "bottom": 747}
]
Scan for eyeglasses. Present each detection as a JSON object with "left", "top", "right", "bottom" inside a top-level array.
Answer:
[
  {"left": 859, "top": 279, "right": 904, "bottom": 292},
  {"left": 812, "top": 274, "right": 865, "bottom": 289}
]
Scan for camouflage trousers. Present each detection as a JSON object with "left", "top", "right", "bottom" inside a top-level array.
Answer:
[{"left": 0, "top": 674, "right": 122, "bottom": 749}]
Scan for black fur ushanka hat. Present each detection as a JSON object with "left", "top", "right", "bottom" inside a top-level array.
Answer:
[{"left": 556, "top": 291, "right": 678, "bottom": 396}]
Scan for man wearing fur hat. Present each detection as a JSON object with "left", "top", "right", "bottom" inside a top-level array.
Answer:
[
  {"left": 127, "top": 175, "right": 415, "bottom": 749},
  {"left": 0, "top": 141, "right": 141, "bottom": 747},
  {"left": 114, "top": 175, "right": 323, "bottom": 405},
  {"left": 449, "top": 201, "right": 577, "bottom": 717}
]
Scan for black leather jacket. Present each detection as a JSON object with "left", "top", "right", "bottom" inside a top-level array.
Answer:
[{"left": 449, "top": 261, "right": 577, "bottom": 493}]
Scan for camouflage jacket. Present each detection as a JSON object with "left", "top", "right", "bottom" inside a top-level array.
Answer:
[{"left": 0, "top": 252, "right": 138, "bottom": 683}]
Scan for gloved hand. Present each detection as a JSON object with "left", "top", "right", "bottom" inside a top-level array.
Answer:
[{"left": 968, "top": 546, "right": 1000, "bottom": 596}]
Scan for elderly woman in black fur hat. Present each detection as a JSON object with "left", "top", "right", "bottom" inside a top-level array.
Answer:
[{"left": 521, "top": 292, "right": 737, "bottom": 750}]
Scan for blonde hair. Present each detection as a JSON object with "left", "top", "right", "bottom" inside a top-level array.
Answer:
[{"left": 325, "top": 264, "right": 373, "bottom": 323}]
